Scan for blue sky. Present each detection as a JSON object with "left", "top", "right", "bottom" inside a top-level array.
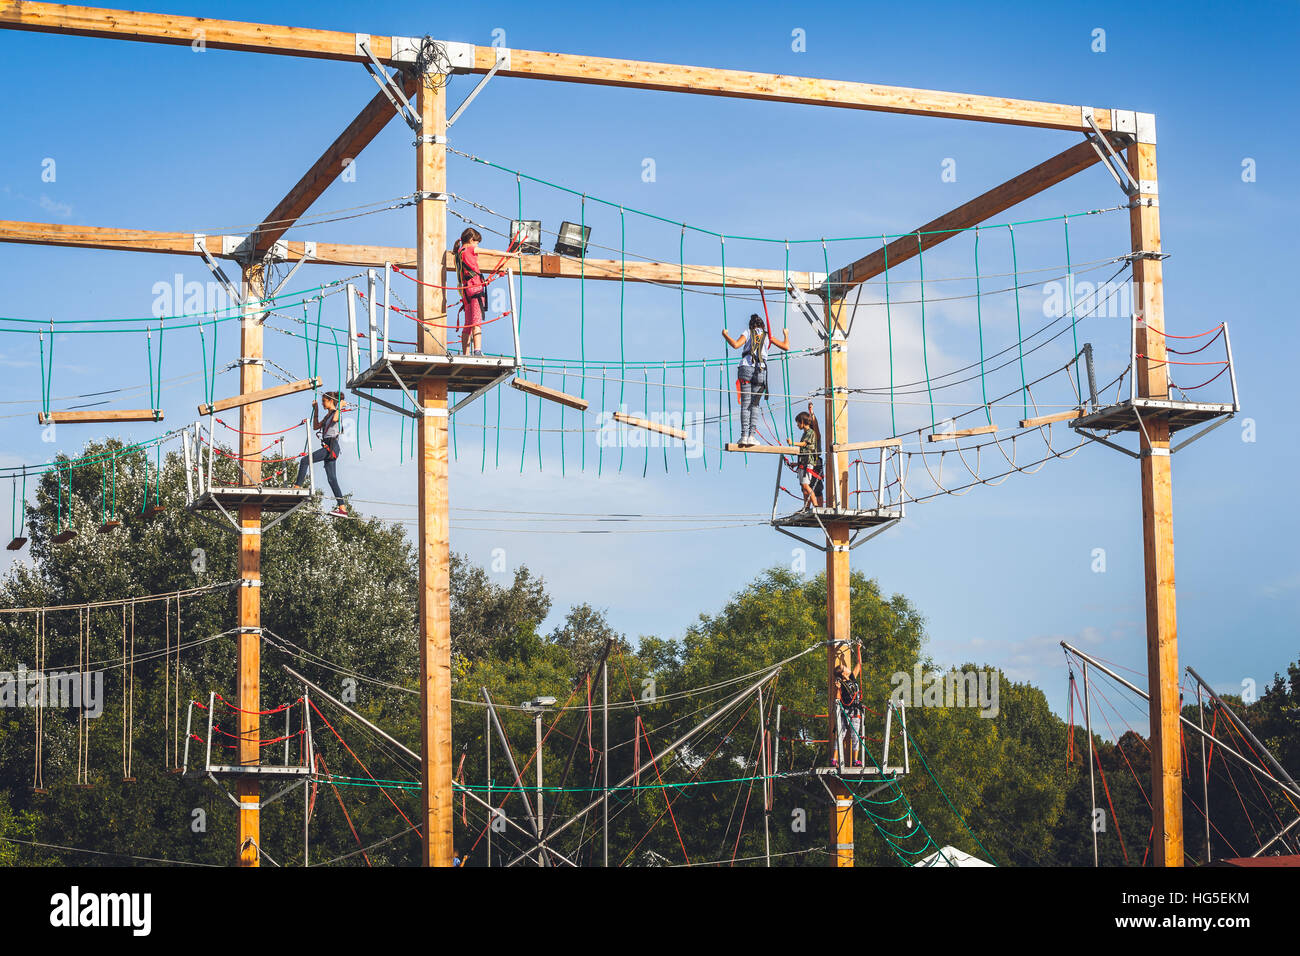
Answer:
[{"left": 1, "top": 1, "right": 1297, "bottom": 733}]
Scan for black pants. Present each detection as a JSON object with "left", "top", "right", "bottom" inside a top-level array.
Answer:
[{"left": 296, "top": 438, "right": 343, "bottom": 501}]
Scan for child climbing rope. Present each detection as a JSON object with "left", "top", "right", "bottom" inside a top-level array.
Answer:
[
  {"left": 795, "top": 403, "right": 823, "bottom": 509},
  {"left": 454, "top": 227, "right": 489, "bottom": 357},
  {"left": 294, "top": 391, "right": 349, "bottom": 516},
  {"left": 833, "top": 660, "right": 865, "bottom": 768},
  {"left": 722, "top": 313, "right": 789, "bottom": 447}
]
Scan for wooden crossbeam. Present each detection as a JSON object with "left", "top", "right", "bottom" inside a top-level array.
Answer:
[
  {"left": 0, "top": 4, "right": 1115, "bottom": 131},
  {"left": 199, "top": 377, "right": 319, "bottom": 416},
  {"left": 510, "top": 377, "right": 589, "bottom": 412},
  {"left": 0, "top": 221, "right": 803, "bottom": 287},
  {"left": 252, "top": 71, "right": 420, "bottom": 256},
  {"left": 612, "top": 412, "right": 686, "bottom": 441},
  {"left": 37, "top": 409, "right": 162, "bottom": 424},
  {"left": 724, "top": 443, "right": 799, "bottom": 454},
  {"left": 451, "top": 249, "right": 816, "bottom": 291},
  {"left": 927, "top": 424, "right": 998, "bottom": 442},
  {"left": 827, "top": 139, "right": 1121, "bottom": 296},
  {"left": 1019, "top": 408, "right": 1083, "bottom": 428},
  {"left": 833, "top": 438, "right": 903, "bottom": 453}
]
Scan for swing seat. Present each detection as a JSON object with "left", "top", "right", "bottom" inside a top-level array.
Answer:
[
  {"left": 143, "top": 504, "right": 166, "bottom": 519},
  {"left": 51, "top": 529, "right": 77, "bottom": 544},
  {"left": 97, "top": 520, "right": 121, "bottom": 534},
  {"left": 6, "top": 536, "right": 26, "bottom": 551},
  {"left": 121, "top": 777, "right": 137, "bottom": 784}
]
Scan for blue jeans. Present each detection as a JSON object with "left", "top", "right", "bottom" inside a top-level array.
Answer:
[
  {"left": 296, "top": 438, "right": 343, "bottom": 502},
  {"left": 737, "top": 364, "right": 767, "bottom": 439}
]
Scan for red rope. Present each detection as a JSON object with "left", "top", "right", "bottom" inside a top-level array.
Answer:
[
  {"left": 215, "top": 417, "right": 307, "bottom": 436},
  {"left": 1172, "top": 364, "right": 1231, "bottom": 391},
  {"left": 1091, "top": 742, "right": 1129, "bottom": 863},
  {"left": 1143, "top": 323, "right": 1224, "bottom": 340},
  {"left": 309, "top": 699, "right": 424, "bottom": 839},
  {"left": 318, "top": 754, "right": 372, "bottom": 866},
  {"left": 215, "top": 693, "right": 300, "bottom": 716},
  {"left": 1137, "top": 354, "right": 1229, "bottom": 367}
]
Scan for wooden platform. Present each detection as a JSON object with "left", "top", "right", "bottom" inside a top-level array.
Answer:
[
  {"left": 206, "top": 764, "right": 312, "bottom": 776},
  {"left": 812, "top": 765, "right": 904, "bottom": 778},
  {"left": 191, "top": 486, "right": 312, "bottom": 514},
  {"left": 349, "top": 352, "right": 518, "bottom": 394},
  {"left": 773, "top": 506, "right": 902, "bottom": 531},
  {"left": 1072, "top": 398, "right": 1235, "bottom": 435}
]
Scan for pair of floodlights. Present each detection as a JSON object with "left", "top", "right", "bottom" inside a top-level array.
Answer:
[{"left": 509, "top": 219, "right": 591, "bottom": 258}]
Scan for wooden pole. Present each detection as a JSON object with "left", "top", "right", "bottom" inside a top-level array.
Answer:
[
  {"left": 415, "top": 74, "right": 453, "bottom": 868},
  {"left": 823, "top": 295, "right": 854, "bottom": 867},
  {"left": 1127, "top": 139, "right": 1182, "bottom": 867},
  {"left": 236, "top": 260, "right": 265, "bottom": 867}
]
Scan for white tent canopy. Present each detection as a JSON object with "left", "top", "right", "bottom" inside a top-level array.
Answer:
[{"left": 914, "top": 845, "right": 994, "bottom": 867}]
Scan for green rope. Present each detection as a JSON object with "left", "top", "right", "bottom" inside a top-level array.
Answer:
[
  {"left": 494, "top": 379, "right": 501, "bottom": 469},
  {"left": 974, "top": 227, "right": 991, "bottom": 424},
  {"left": 660, "top": 362, "right": 668, "bottom": 473},
  {"left": 642, "top": 368, "right": 650, "bottom": 478},
  {"left": 536, "top": 363, "right": 543, "bottom": 473},
  {"left": 679, "top": 226, "right": 689, "bottom": 472},
  {"left": 597, "top": 364, "right": 606, "bottom": 476},
  {"left": 906, "top": 725, "right": 998, "bottom": 865},
  {"left": 519, "top": 374, "right": 530, "bottom": 474},
  {"left": 560, "top": 364, "right": 567, "bottom": 476},
  {"left": 917, "top": 235, "right": 936, "bottom": 431},
  {"left": 38, "top": 328, "right": 53, "bottom": 416},
  {"left": 515, "top": 174, "right": 525, "bottom": 334},
  {"left": 480, "top": 386, "right": 487, "bottom": 472},
  {"left": 780, "top": 246, "right": 793, "bottom": 440},
  {"left": 1007, "top": 224, "right": 1028, "bottom": 418},
  {"left": 1063, "top": 216, "right": 1083, "bottom": 400},
  {"left": 882, "top": 236, "right": 897, "bottom": 435},
  {"left": 579, "top": 196, "right": 587, "bottom": 472},
  {"left": 720, "top": 235, "right": 730, "bottom": 464},
  {"left": 618, "top": 209, "right": 627, "bottom": 475}
]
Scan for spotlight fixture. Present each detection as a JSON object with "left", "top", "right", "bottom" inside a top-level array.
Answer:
[
  {"left": 509, "top": 219, "right": 542, "bottom": 254},
  {"left": 554, "top": 221, "right": 591, "bottom": 258}
]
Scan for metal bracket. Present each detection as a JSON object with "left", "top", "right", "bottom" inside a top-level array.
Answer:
[
  {"left": 238, "top": 579, "right": 262, "bottom": 588},
  {"left": 1082, "top": 111, "right": 1139, "bottom": 197},
  {"left": 271, "top": 244, "right": 315, "bottom": 297},
  {"left": 1141, "top": 447, "right": 1170, "bottom": 458},
  {"left": 1121, "top": 250, "right": 1170, "bottom": 263},
  {"left": 450, "top": 370, "right": 513, "bottom": 415},
  {"left": 414, "top": 134, "right": 447, "bottom": 146},
  {"left": 193, "top": 236, "right": 244, "bottom": 306},
  {"left": 262, "top": 497, "right": 309, "bottom": 532},
  {"left": 350, "top": 387, "right": 419, "bottom": 420},
  {"left": 1135, "top": 112, "right": 1157, "bottom": 146},
  {"left": 416, "top": 191, "right": 449, "bottom": 202},
  {"left": 447, "top": 47, "right": 510, "bottom": 128},
  {"left": 358, "top": 39, "right": 421, "bottom": 132},
  {"left": 237, "top": 626, "right": 263, "bottom": 635},
  {"left": 786, "top": 279, "right": 829, "bottom": 341}
]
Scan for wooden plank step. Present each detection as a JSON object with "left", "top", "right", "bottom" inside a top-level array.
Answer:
[
  {"left": 612, "top": 412, "right": 687, "bottom": 441},
  {"left": 725, "top": 443, "right": 800, "bottom": 454},
  {"left": 927, "top": 424, "right": 998, "bottom": 442},
  {"left": 833, "top": 437, "right": 903, "bottom": 453},
  {"left": 1019, "top": 408, "right": 1083, "bottom": 428},
  {"left": 199, "top": 377, "right": 319, "bottom": 416},
  {"left": 511, "top": 376, "right": 589, "bottom": 411},
  {"left": 38, "top": 409, "right": 163, "bottom": 424}
]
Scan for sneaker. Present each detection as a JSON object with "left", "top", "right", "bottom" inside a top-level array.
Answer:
[{"left": 330, "top": 505, "right": 349, "bottom": 517}]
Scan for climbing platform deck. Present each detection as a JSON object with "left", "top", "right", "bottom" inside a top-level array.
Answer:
[
  {"left": 812, "top": 765, "right": 905, "bottom": 778},
  {"left": 349, "top": 352, "right": 519, "bottom": 395},
  {"left": 190, "top": 486, "right": 312, "bottom": 514},
  {"left": 773, "top": 506, "right": 902, "bottom": 531},
  {"left": 1073, "top": 397, "right": 1235, "bottom": 435}
]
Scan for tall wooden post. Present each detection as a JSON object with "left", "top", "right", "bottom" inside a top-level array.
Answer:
[
  {"left": 415, "top": 75, "right": 454, "bottom": 867},
  {"left": 1128, "top": 137, "right": 1183, "bottom": 866},
  {"left": 823, "top": 296, "right": 854, "bottom": 867},
  {"left": 236, "top": 260, "right": 265, "bottom": 867}
]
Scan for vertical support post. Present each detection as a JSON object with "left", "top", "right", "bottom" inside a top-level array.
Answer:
[
  {"left": 485, "top": 707, "right": 492, "bottom": 867},
  {"left": 823, "top": 294, "right": 854, "bottom": 867},
  {"left": 758, "top": 686, "right": 771, "bottom": 867},
  {"left": 237, "top": 260, "right": 265, "bottom": 867},
  {"left": 535, "top": 710, "right": 544, "bottom": 835},
  {"left": 415, "top": 72, "right": 453, "bottom": 868},
  {"left": 1197, "top": 686, "right": 1210, "bottom": 863},
  {"left": 303, "top": 690, "right": 312, "bottom": 868},
  {"left": 602, "top": 654, "right": 610, "bottom": 868},
  {"left": 1128, "top": 137, "right": 1183, "bottom": 867},
  {"left": 367, "top": 268, "right": 378, "bottom": 365},
  {"left": 1083, "top": 660, "right": 1099, "bottom": 867}
]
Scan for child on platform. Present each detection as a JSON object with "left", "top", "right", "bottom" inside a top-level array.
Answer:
[
  {"left": 294, "top": 391, "right": 349, "bottom": 516},
  {"left": 795, "top": 404, "right": 824, "bottom": 509},
  {"left": 454, "top": 227, "right": 490, "bottom": 356}
]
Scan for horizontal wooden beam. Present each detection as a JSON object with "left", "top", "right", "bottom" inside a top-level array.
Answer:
[
  {"left": 0, "top": 221, "right": 801, "bottom": 288},
  {"left": 928, "top": 424, "right": 998, "bottom": 442},
  {"left": 37, "top": 409, "right": 162, "bottom": 424},
  {"left": 449, "top": 249, "right": 810, "bottom": 291},
  {"left": 724, "top": 443, "right": 799, "bottom": 454},
  {"left": 1019, "top": 408, "right": 1083, "bottom": 428},
  {"left": 612, "top": 412, "right": 686, "bottom": 441},
  {"left": 833, "top": 438, "right": 903, "bottom": 453},
  {"left": 0, "top": 4, "right": 1117, "bottom": 131},
  {"left": 828, "top": 138, "right": 1120, "bottom": 296},
  {"left": 510, "top": 377, "right": 589, "bottom": 412},
  {"left": 199, "top": 377, "right": 319, "bottom": 416}
]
